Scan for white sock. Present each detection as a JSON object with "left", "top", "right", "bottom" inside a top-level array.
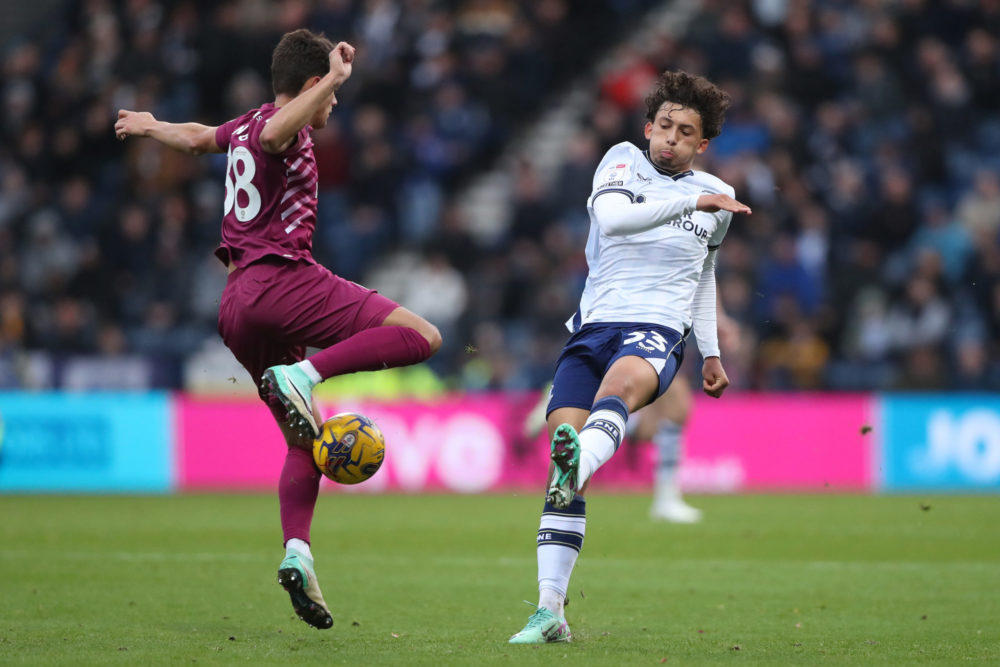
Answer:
[
  {"left": 286, "top": 537, "right": 313, "bottom": 560},
  {"left": 653, "top": 420, "right": 683, "bottom": 503},
  {"left": 537, "top": 495, "right": 586, "bottom": 617},
  {"left": 654, "top": 469, "right": 684, "bottom": 507},
  {"left": 539, "top": 587, "right": 565, "bottom": 617},
  {"left": 576, "top": 397, "right": 628, "bottom": 489},
  {"left": 296, "top": 360, "right": 322, "bottom": 384}
]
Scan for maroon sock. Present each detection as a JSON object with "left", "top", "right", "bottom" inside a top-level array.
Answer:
[
  {"left": 279, "top": 446, "right": 321, "bottom": 545},
  {"left": 307, "top": 326, "right": 432, "bottom": 380}
]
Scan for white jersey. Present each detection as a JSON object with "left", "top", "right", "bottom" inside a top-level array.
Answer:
[{"left": 568, "top": 141, "right": 733, "bottom": 356}]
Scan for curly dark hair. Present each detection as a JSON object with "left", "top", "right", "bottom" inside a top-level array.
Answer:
[
  {"left": 271, "top": 29, "right": 335, "bottom": 97},
  {"left": 644, "top": 70, "right": 731, "bottom": 140}
]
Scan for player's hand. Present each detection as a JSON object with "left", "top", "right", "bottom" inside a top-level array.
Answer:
[
  {"left": 329, "top": 42, "right": 355, "bottom": 84},
  {"left": 696, "top": 193, "right": 751, "bottom": 215},
  {"left": 115, "top": 109, "right": 154, "bottom": 140},
  {"left": 701, "top": 356, "right": 729, "bottom": 398}
]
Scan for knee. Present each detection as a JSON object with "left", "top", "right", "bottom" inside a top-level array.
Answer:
[
  {"left": 662, "top": 396, "right": 691, "bottom": 426},
  {"left": 599, "top": 377, "right": 638, "bottom": 405},
  {"left": 422, "top": 323, "right": 442, "bottom": 356}
]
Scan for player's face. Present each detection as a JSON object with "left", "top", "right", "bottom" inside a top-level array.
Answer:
[
  {"left": 299, "top": 75, "right": 338, "bottom": 129},
  {"left": 644, "top": 102, "right": 709, "bottom": 172},
  {"left": 310, "top": 88, "right": 337, "bottom": 128}
]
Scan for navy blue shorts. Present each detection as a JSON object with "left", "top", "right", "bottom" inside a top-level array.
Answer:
[{"left": 547, "top": 322, "right": 686, "bottom": 416}]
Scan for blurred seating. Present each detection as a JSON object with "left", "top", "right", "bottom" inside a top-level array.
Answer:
[{"left": 0, "top": 0, "right": 998, "bottom": 392}]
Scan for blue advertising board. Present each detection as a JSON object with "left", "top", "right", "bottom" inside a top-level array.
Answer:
[
  {"left": 878, "top": 394, "right": 1000, "bottom": 492},
  {"left": 0, "top": 392, "right": 172, "bottom": 492}
]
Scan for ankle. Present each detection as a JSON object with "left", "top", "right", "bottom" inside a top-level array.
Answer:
[
  {"left": 538, "top": 587, "right": 565, "bottom": 617},
  {"left": 295, "top": 360, "right": 322, "bottom": 385},
  {"left": 285, "top": 537, "right": 313, "bottom": 560}
]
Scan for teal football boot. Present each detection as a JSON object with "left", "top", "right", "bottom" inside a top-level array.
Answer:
[
  {"left": 546, "top": 424, "right": 581, "bottom": 510},
  {"left": 509, "top": 605, "right": 571, "bottom": 644},
  {"left": 277, "top": 552, "right": 333, "bottom": 630},
  {"left": 262, "top": 364, "right": 319, "bottom": 438}
]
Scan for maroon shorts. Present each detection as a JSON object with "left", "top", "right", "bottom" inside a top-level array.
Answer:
[{"left": 217, "top": 258, "right": 398, "bottom": 418}]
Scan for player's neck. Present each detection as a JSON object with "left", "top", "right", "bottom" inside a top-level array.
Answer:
[
  {"left": 643, "top": 150, "right": 694, "bottom": 179},
  {"left": 274, "top": 94, "right": 293, "bottom": 108}
]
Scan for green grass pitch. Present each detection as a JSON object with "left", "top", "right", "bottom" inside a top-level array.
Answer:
[{"left": 1, "top": 493, "right": 998, "bottom": 665}]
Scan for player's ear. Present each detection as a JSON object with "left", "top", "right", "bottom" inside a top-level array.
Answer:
[
  {"left": 298, "top": 75, "right": 323, "bottom": 95},
  {"left": 695, "top": 137, "right": 709, "bottom": 154},
  {"left": 644, "top": 121, "right": 653, "bottom": 140}
]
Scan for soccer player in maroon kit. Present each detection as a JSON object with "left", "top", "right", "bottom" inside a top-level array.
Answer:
[{"left": 115, "top": 30, "right": 441, "bottom": 630}]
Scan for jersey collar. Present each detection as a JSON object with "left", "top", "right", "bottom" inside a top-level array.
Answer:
[{"left": 643, "top": 150, "right": 693, "bottom": 180}]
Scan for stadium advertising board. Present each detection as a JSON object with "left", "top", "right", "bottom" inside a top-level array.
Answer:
[
  {"left": 0, "top": 392, "right": 172, "bottom": 492},
  {"left": 683, "top": 393, "right": 872, "bottom": 492},
  {"left": 878, "top": 395, "right": 1000, "bottom": 492},
  {"left": 178, "top": 393, "right": 872, "bottom": 493},
  {"left": 179, "top": 394, "right": 554, "bottom": 492}
]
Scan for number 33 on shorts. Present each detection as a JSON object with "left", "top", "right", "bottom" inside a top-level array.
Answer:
[{"left": 622, "top": 330, "right": 670, "bottom": 353}]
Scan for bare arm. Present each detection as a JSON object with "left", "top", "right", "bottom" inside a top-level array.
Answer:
[
  {"left": 115, "top": 110, "right": 222, "bottom": 155},
  {"left": 259, "top": 41, "right": 355, "bottom": 154}
]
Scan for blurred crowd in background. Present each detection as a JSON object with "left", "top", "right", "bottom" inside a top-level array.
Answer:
[{"left": 1, "top": 0, "right": 999, "bottom": 393}]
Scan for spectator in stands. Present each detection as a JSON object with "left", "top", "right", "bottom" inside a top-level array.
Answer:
[
  {"left": 1, "top": 0, "right": 999, "bottom": 391},
  {"left": 957, "top": 169, "right": 1000, "bottom": 238}
]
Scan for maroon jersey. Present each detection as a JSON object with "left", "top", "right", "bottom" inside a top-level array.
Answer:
[{"left": 214, "top": 103, "right": 318, "bottom": 268}]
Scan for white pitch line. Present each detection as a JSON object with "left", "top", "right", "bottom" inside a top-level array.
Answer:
[
  {"left": 0, "top": 550, "right": 532, "bottom": 567},
  {"left": 0, "top": 550, "right": 267, "bottom": 563},
  {"left": 0, "top": 551, "right": 994, "bottom": 573}
]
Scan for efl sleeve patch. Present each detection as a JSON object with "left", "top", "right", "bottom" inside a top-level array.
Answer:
[{"left": 596, "top": 161, "right": 630, "bottom": 190}]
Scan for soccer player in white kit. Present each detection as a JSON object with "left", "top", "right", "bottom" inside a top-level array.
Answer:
[{"left": 510, "top": 70, "right": 751, "bottom": 644}]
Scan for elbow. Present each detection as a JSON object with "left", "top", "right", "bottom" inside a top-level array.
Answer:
[
  {"left": 259, "top": 127, "right": 286, "bottom": 154},
  {"left": 597, "top": 219, "right": 629, "bottom": 237},
  {"left": 185, "top": 135, "right": 210, "bottom": 156},
  {"left": 603, "top": 225, "right": 634, "bottom": 238},
  {"left": 258, "top": 136, "right": 278, "bottom": 153}
]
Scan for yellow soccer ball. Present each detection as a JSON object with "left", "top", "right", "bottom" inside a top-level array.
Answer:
[{"left": 312, "top": 412, "right": 386, "bottom": 485}]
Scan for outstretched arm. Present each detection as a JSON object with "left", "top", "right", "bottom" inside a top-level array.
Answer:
[
  {"left": 115, "top": 110, "right": 222, "bottom": 155},
  {"left": 592, "top": 191, "right": 751, "bottom": 237}
]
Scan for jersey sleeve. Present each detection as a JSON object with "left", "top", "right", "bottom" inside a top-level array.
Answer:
[
  {"left": 706, "top": 181, "right": 736, "bottom": 249},
  {"left": 588, "top": 143, "right": 638, "bottom": 206},
  {"left": 214, "top": 117, "right": 242, "bottom": 152},
  {"left": 588, "top": 143, "right": 701, "bottom": 236},
  {"left": 708, "top": 211, "right": 732, "bottom": 250},
  {"left": 243, "top": 115, "right": 273, "bottom": 154},
  {"left": 691, "top": 249, "right": 720, "bottom": 358},
  {"left": 591, "top": 190, "right": 700, "bottom": 236}
]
